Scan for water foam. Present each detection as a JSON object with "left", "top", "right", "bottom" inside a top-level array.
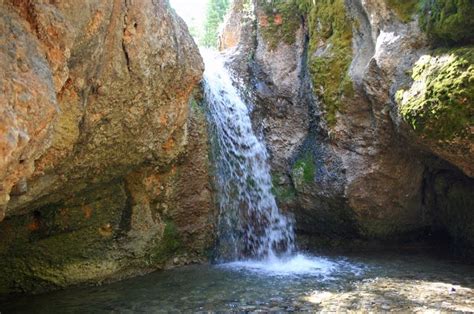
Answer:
[{"left": 220, "top": 254, "right": 364, "bottom": 278}]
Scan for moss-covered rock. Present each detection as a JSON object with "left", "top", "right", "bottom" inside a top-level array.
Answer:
[
  {"left": 292, "top": 152, "right": 315, "bottom": 189},
  {"left": 396, "top": 47, "right": 473, "bottom": 142},
  {"left": 255, "top": 0, "right": 353, "bottom": 126},
  {"left": 0, "top": 95, "right": 216, "bottom": 296},
  {"left": 419, "top": 0, "right": 474, "bottom": 46},
  {"left": 271, "top": 172, "right": 296, "bottom": 203},
  {"left": 385, "top": 0, "right": 419, "bottom": 23},
  {"left": 0, "top": 183, "right": 127, "bottom": 294},
  {"left": 148, "top": 221, "right": 183, "bottom": 264},
  {"left": 305, "top": 0, "right": 354, "bottom": 126},
  {"left": 257, "top": 0, "right": 303, "bottom": 49},
  {"left": 384, "top": 0, "right": 474, "bottom": 45}
]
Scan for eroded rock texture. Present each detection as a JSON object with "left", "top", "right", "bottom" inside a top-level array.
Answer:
[
  {"left": 0, "top": 0, "right": 215, "bottom": 294},
  {"left": 220, "top": 0, "right": 473, "bottom": 253}
]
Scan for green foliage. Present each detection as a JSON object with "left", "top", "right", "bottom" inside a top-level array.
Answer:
[
  {"left": 396, "top": 47, "right": 474, "bottom": 141},
  {"left": 187, "top": 17, "right": 203, "bottom": 42},
  {"left": 419, "top": 0, "right": 474, "bottom": 46},
  {"left": 385, "top": 0, "right": 419, "bottom": 22},
  {"left": 202, "top": 0, "right": 231, "bottom": 48}
]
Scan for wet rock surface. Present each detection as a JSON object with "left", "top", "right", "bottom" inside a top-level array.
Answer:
[{"left": 220, "top": 0, "right": 474, "bottom": 254}]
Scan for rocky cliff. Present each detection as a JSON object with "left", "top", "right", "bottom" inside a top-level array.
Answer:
[
  {"left": 220, "top": 0, "right": 473, "bottom": 253},
  {"left": 0, "top": 0, "right": 472, "bottom": 297},
  {"left": 0, "top": 0, "right": 215, "bottom": 295}
]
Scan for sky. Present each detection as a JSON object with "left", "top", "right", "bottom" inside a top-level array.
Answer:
[{"left": 169, "top": 0, "right": 208, "bottom": 28}]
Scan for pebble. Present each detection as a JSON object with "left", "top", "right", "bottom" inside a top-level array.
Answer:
[{"left": 381, "top": 304, "right": 391, "bottom": 310}]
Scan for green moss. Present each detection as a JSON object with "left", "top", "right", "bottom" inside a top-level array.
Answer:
[
  {"left": 256, "top": 0, "right": 354, "bottom": 126},
  {"left": 385, "top": 0, "right": 474, "bottom": 44},
  {"left": 419, "top": 0, "right": 474, "bottom": 46},
  {"left": 396, "top": 47, "right": 474, "bottom": 141},
  {"left": 385, "top": 0, "right": 419, "bottom": 23},
  {"left": 190, "top": 97, "right": 199, "bottom": 111},
  {"left": 257, "top": 0, "right": 303, "bottom": 49},
  {"left": 149, "top": 221, "right": 182, "bottom": 263},
  {"left": 292, "top": 152, "right": 315, "bottom": 186},
  {"left": 271, "top": 173, "right": 296, "bottom": 202},
  {"left": 305, "top": 0, "right": 354, "bottom": 126}
]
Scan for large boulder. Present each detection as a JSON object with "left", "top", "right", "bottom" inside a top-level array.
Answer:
[
  {"left": 396, "top": 47, "right": 473, "bottom": 177},
  {"left": 0, "top": 0, "right": 215, "bottom": 295}
]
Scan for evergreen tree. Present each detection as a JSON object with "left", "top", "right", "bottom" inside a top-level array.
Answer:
[{"left": 202, "top": 0, "right": 231, "bottom": 47}]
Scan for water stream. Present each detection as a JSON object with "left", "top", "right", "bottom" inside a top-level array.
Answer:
[
  {"left": 203, "top": 49, "right": 295, "bottom": 261},
  {"left": 203, "top": 50, "right": 357, "bottom": 277},
  {"left": 2, "top": 252, "right": 473, "bottom": 312}
]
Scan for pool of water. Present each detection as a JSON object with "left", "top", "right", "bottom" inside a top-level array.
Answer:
[{"left": 1, "top": 252, "right": 473, "bottom": 313}]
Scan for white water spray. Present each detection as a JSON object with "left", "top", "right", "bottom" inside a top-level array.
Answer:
[
  {"left": 203, "top": 50, "right": 364, "bottom": 277},
  {"left": 203, "top": 49, "right": 295, "bottom": 261}
]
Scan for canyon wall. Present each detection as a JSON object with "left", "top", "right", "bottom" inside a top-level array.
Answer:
[
  {"left": 0, "top": 0, "right": 472, "bottom": 296},
  {"left": 0, "top": 0, "right": 215, "bottom": 294},
  {"left": 220, "top": 0, "right": 473, "bottom": 253}
]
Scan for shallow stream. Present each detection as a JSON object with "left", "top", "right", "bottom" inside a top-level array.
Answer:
[{"left": 2, "top": 252, "right": 473, "bottom": 313}]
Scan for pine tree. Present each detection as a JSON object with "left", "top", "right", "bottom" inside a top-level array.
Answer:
[{"left": 202, "top": 0, "right": 231, "bottom": 47}]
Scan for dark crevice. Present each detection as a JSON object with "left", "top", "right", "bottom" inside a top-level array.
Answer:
[
  {"left": 118, "top": 179, "right": 134, "bottom": 234},
  {"left": 122, "top": 1, "right": 132, "bottom": 74},
  {"left": 122, "top": 40, "right": 132, "bottom": 73}
]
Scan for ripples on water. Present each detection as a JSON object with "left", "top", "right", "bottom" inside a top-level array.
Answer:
[{"left": 2, "top": 252, "right": 473, "bottom": 313}]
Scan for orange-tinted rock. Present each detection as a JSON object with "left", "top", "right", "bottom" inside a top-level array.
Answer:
[{"left": 0, "top": 0, "right": 213, "bottom": 295}]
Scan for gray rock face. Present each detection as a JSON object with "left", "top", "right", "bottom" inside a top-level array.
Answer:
[
  {"left": 220, "top": 0, "right": 473, "bottom": 252},
  {"left": 332, "top": 0, "right": 428, "bottom": 239}
]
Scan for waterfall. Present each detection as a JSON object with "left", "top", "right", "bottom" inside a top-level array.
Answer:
[{"left": 203, "top": 50, "right": 295, "bottom": 261}]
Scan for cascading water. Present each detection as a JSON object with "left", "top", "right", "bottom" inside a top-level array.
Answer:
[
  {"left": 203, "top": 50, "right": 295, "bottom": 261},
  {"left": 203, "top": 50, "right": 364, "bottom": 278}
]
